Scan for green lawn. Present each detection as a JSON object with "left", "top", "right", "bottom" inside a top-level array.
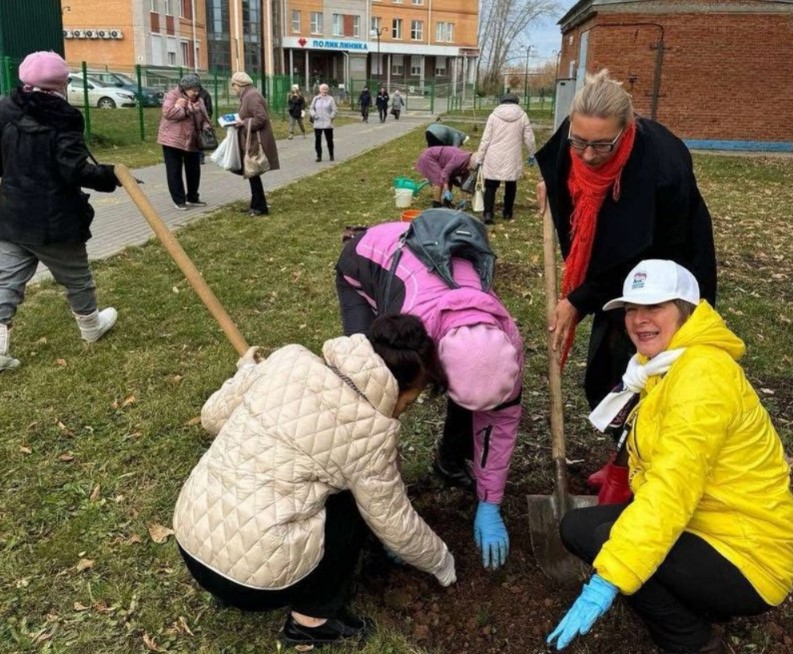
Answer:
[{"left": 0, "top": 123, "right": 791, "bottom": 653}]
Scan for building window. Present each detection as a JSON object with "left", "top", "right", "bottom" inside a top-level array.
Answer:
[
  {"left": 392, "top": 18, "right": 402, "bottom": 39},
  {"left": 332, "top": 14, "right": 343, "bottom": 36},
  {"left": 410, "top": 55, "right": 422, "bottom": 76},
  {"left": 391, "top": 54, "right": 404, "bottom": 75},
  {"left": 412, "top": 0, "right": 423, "bottom": 4},
  {"left": 352, "top": 16, "right": 360, "bottom": 37},
  {"left": 436, "top": 22, "right": 454, "bottom": 43},
  {"left": 180, "top": 41, "right": 190, "bottom": 66},
  {"left": 371, "top": 16, "right": 381, "bottom": 32},
  {"left": 393, "top": 0, "right": 403, "bottom": 4},
  {"left": 435, "top": 58, "right": 447, "bottom": 76},
  {"left": 150, "top": 0, "right": 158, "bottom": 11},
  {"left": 291, "top": 10, "right": 300, "bottom": 33},
  {"left": 410, "top": 20, "right": 423, "bottom": 40},
  {"left": 151, "top": 34, "right": 163, "bottom": 65},
  {"left": 164, "top": 0, "right": 173, "bottom": 15},
  {"left": 310, "top": 12, "right": 323, "bottom": 35},
  {"left": 167, "top": 37, "right": 177, "bottom": 66}
]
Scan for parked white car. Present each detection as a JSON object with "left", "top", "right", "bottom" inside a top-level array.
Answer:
[{"left": 67, "top": 74, "right": 137, "bottom": 109}]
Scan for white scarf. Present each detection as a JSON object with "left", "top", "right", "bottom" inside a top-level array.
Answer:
[{"left": 589, "top": 348, "right": 686, "bottom": 432}]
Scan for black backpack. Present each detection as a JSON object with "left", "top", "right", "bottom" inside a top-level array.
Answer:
[{"left": 384, "top": 209, "right": 496, "bottom": 305}]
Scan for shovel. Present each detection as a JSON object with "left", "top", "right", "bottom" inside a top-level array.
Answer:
[
  {"left": 114, "top": 164, "right": 250, "bottom": 356},
  {"left": 527, "top": 202, "right": 597, "bottom": 586}
]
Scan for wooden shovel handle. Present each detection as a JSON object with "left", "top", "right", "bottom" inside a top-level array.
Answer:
[
  {"left": 542, "top": 202, "right": 566, "bottom": 463},
  {"left": 114, "top": 164, "right": 250, "bottom": 356}
]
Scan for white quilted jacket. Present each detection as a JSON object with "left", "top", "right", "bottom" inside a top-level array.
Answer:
[
  {"left": 474, "top": 103, "right": 536, "bottom": 181},
  {"left": 173, "top": 334, "right": 450, "bottom": 590}
]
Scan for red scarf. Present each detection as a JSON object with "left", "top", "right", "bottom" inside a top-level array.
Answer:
[{"left": 560, "top": 121, "right": 636, "bottom": 366}]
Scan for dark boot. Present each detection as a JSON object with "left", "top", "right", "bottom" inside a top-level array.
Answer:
[
  {"left": 281, "top": 612, "right": 373, "bottom": 646},
  {"left": 432, "top": 452, "right": 475, "bottom": 490},
  {"left": 483, "top": 212, "right": 495, "bottom": 225},
  {"left": 432, "top": 200, "right": 443, "bottom": 208}
]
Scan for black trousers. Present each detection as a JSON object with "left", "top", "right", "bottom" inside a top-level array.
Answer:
[
  {"left": 483, "top": 179, "right": 517, "bottom": 217},
  {"left": 378, "top": 106, "right": 387, "bottom": 122},
  {"left": 179, "top": 491, "right": 369, "bottom": 618},
  {"left": 392, "top": 110, "right": 401, "bottom": 120},
  {"left": 560, "top": 503, "right": 771, "bottom": 653},
  {"left": 314, "top": 128, "right": 334, "bottom": 159},
  {"left": 162, "top": 145, "right": 201, "bottom": 205},
  {"left": 360, "top": 106, "right": 369, "bottom": 121},
  {"left": 248, "top": 175, "right": 268, "bottom": 212}
]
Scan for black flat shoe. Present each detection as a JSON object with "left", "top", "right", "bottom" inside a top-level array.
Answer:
[
  {"left": 432, "top": 455, "right": 475, "bottom": 491},
  {"left": 281, "top": 612, "right": 373, "bottom": 646},
  {"left": 247, "top": 209, "right": 268, "bottom": 216}
]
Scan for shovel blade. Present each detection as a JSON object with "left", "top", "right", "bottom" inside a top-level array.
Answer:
[{"left": 527, "top": 492, "right": 598, "bottom": 586}]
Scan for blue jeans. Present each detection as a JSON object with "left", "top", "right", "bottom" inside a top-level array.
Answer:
[{"left": 0, "top": 240, "right": 97, "bottom": 324}]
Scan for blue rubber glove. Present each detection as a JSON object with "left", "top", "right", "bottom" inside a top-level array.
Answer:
[
  {"left": 547, "top": 574, "right": 619, "bottom": 650},
  {"left": 527, "top": 155, "right": 536, "bottom": 166},
  {"left": 442, "top": 189, "right": 453, "bottom": 202},
  {"left": 473, "top": 501, "right": 509, "bottom": 569}
]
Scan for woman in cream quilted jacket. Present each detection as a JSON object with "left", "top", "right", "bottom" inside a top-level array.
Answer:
[{"left": 173, "top": 315, "right": 455, "bottom": 647}]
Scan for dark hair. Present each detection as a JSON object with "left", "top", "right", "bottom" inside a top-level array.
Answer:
[
  {"left": 368, "top": 314, "right": 447, "bottom": 395},
  {"left": 500, "top": 92, "right": 520, "bottom": 105}
]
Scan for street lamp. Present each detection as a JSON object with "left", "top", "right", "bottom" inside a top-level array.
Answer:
[
  {"left": 522, "top": 44, "right": 533, "bottom": 107},
  {"left": 370, "top": 25, "right": 388, "bottom": 79}
]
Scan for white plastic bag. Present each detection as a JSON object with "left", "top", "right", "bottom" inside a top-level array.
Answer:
[
  {"left": 210, "top": 126, "right": 241, "bottom": 172},
  {"left": 472, "top": 167, "right": 485, "bottom": 212}
]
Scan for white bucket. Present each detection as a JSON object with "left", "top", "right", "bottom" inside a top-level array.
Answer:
[{"left": 394, "top": 188, "right": 413, "bottom": 208}]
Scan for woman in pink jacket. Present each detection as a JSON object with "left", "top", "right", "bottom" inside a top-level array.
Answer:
[
  {"left": 157, "top": 74, "right": 212, "bottom": 210},
  {"left": 415, "top": 145, "right": 475, "bottom": 208},
  {"left": 473, "top": 93, "right": 535, "bottom": 225},
  {"left": 336, "top": 215, "right": 524, "bottom": 571}
]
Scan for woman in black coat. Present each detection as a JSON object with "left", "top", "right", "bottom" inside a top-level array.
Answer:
[
  {"left": 375, "top": 87, "right": 389, "bottom": 123},
  {"left": 535, "top": 69, "right": 716, "bottom": 500},
  {"left": 0, "top": 51, "right": 120, "bottom": 372}
]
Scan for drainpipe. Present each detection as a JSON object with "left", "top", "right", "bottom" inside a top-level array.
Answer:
[
  {"left": 233, "top": 0, "right": 241, "bottom": 70},
  {"left": 191, "top": 0, "right": 198, "bottom": 71},
  {"left": 264, "top": 0, "right": 274, "bottom": 76},
  {"left": 342, "top": 51, "right": 350, "bottom": 93}
]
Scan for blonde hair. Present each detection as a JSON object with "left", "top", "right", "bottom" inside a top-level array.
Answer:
[{"left": 569, "top": 69, "right": 634, "bottom": 127}]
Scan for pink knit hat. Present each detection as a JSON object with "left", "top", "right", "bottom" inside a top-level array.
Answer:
[
  {"left": 19, "top": 51, "right": 70, "bottom": 90},
  {"left": 438, "top": 324, "right": 520, "bottom": 411}
]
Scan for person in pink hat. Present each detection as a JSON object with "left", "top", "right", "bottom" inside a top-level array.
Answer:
[
  {"left": 0, "top": 51, "right": 120, "bottom": 372},
  {"left": 335, "top": 212, "right": 524, "bottom": 570}
]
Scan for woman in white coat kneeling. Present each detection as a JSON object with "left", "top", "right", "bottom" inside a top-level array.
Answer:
[
  {"left": 473, "top": 92, "right": 536, "bottom": 225},
  {"left": 173, "top": 315, "right": 455, "bottom": 648}
]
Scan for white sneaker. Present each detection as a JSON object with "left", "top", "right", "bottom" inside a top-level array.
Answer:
[
  {"left": 75, "top": 308, "right": 118, "bottom": 343},
  {"left": 0, "top": 323, "right": 21, "bottom": 371},
  {"left": 174, "top": 203, "right": 188, "bottom": 211}
]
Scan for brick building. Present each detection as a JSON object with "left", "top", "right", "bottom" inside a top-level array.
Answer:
[
  {"left": 279, "top": 0, "right": 479, "bottom": 92},
  {"left": 557, "top": 0, "right": 793, "bottom": 151}
]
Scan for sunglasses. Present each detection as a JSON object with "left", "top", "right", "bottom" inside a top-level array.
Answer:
[{"left": 567, "top": 125, "right": 624, "bottom": 153}]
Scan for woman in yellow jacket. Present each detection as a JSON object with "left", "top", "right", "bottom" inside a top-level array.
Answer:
[{"left": 547, "top": 260, "right": 793, "bottom": 654}]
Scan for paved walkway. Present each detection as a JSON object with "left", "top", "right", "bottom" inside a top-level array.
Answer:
[{"left": 33, "top": 114, "right": 428, "bottom": 283}]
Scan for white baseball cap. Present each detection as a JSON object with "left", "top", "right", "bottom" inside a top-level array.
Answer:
[{"left": 603, "top": 259, "right": 700, "bottom": 311}]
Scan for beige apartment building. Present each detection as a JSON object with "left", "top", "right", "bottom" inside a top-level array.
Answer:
[{"left": 279, "top": 0, "right": 479, "bottom": 92}]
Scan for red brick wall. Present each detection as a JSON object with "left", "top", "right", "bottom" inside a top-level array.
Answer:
[{"left": 559, "top": 7, "right": 793, "bottom": 144}]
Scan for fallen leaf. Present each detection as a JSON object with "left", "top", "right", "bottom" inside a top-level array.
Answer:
[
  {"left": 178, "top": 616, "right": 194, "bottom": 636},
  {"left": 90, "top": 485, "right": 101, "bottom": 502},
  {"left": 143, "top": 633, "right": 163, "bottom": 652},
  {"left": 36, "top": 337, "right": 48, "bottom": 345},
  {"left": 172, "top": 286, "right": 180, "bottom": 294},
  {"left": 184, "top": 416, "right": 202, "bottom": 427},
  {"left": 56, "top": 420, "right": 74, "bottom": 436},
  {"left": 75, "top": 558, "right": 94, "bottom": 572},
  {"left": 55, "top": 358, "right": 67, "bottom": 367},
  {"left": 74, "top": 602, "right": 89, "bottom": 612},
  {"left": 58, "top": 453, "right": 75, "bottom": 462},
  {"left": 121, "top": 394, "right": 137, "bottom": 408},
  {"left": 127, "top": 534, "right": 142, "bottom": 544},
  {"left": 760, "top": 387, "right": 775, "bottom": 395},
  {"left": 148, "top": 523, "right": 174, "bottom": 544},
  {"left": 19, "top": 445, "right": 32, "bottom": 455}
]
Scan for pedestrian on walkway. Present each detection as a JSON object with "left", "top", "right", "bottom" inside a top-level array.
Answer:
[
  {"left": 309, "top": 84, "right": 337, "bottom": 162},
  {"left": 157, "top": 73, "right": 212, "bottom": 210},
  {"left": 0, "top": 51, "right": 120, "bottom": 372},
  {"left": 375, "top": 87, "right": 389, "bottom": 123},
  {"left": 358, "top": 86, "right": 372, "bottom": 123},
  {"left": 287, "top": 84, "right": 307, "bottom": 139},
  {"left": 473, "top": 92, "right": 536, "bottom": 225},
  {"left": 231, "top": 72, "right": 280, "bottom": 216},
  {"left": 390, "top": 89, "right": 405, "bottom": 120},
  {"left": 173, "top": 314, "right": 455, "bottom": 649}
]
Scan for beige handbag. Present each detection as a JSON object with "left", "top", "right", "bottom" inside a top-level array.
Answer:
[
  {"left": 243, "top": 119, "right": 270, "bottom": 179},
  {"left": 472, "top": 166, "right": 485, "bottom": 213}
]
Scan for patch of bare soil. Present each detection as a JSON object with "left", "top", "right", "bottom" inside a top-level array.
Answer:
[{"left": 357, "top": 472, "right": 793, "bottom": 654}]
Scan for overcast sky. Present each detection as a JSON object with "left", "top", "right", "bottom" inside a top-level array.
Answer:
[{"left": 524, "top": 0, "right": 578, "bottom": 65}]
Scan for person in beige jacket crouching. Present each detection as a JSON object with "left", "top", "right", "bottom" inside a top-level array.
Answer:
[{"left": 173, "top": 314, "right": 455, "bottom": 648}]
